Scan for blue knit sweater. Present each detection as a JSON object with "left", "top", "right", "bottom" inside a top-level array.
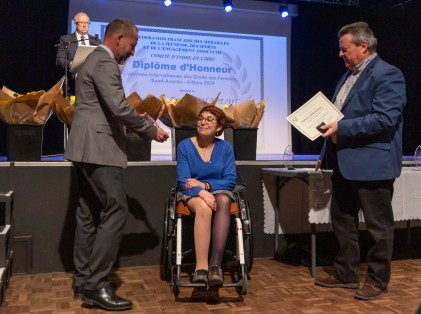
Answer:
[{"left": 176, "top": 137, "right": 236, "bottom": 197}]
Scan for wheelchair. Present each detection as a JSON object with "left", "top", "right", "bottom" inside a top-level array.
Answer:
[{"left": 160, "top": 185, "right": 253, "bottom": 297}]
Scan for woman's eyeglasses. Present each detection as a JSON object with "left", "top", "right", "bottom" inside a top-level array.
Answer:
[{"left": 197, "top": 116, "right": 216, "bottom": 124}]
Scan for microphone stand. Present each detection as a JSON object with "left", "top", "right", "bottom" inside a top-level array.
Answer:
[{"left": 54, "top": 40, "right": 71, "bottom": 149}]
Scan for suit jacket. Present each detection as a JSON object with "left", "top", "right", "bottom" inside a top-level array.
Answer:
[
  {"left": 56, "top": 32, "right": 102, "bottom": 70},
  {"left": 64, "top": 46, "right": 157, "bottom": 168},
  {"left": 320, "top": 56, "right": 406, "bottom": 181}
]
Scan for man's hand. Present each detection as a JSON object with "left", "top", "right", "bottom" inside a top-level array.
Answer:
[
  {"left": 140, "top": 114, "right": 169, "bottom": 143},
  {"left": 320, "top": 121, "right": 338, "bottom": 138},
  {"left": 320, "top": 121, "right": 338, "bottom": 143},
  {"left": 154, "top": 127, "right": 169, "bottom": 143}
]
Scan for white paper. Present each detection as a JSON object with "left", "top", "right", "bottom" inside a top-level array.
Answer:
[
  {"left": 287, "top": 91, "right": 344, "bottom": 141},
  {"left": 69, "top": 45, "right": 97, "bottom": 73}
]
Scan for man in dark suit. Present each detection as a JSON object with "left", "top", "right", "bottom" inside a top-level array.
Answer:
[
  {"left": 56, "top": 12, "right": 102, "bottom": 95},
  {"left": 314, "top": 22, "right": 406, "bottom": 300},
  {"left": 64, "top": 19, "right": 169, "bottom": 311}
]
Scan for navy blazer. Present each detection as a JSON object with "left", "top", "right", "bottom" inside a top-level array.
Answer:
[{"left": 320, "top": 56, "right": 406, "bottom": 181}]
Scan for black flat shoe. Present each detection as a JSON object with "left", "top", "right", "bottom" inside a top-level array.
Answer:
[
  {"left": 191, "top": 269, "right": 208, "bottom": 284},
  {"left": 82, "top": 285, "right": 132, "bottom": 311},
  {"left": 208, "top": 265, "right": 223, "bottom": 287}
]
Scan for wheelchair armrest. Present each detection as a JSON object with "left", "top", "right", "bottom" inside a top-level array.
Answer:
[{"left": 233, "top": 184, "right": 246, "bottom": 193}]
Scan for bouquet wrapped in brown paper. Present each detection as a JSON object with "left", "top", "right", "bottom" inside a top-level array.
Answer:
[
  {"left": 126, "top": 92, "right": 163, "bottom": 121},
  {"left": 55, "top": 91, "right": 165, "bottom": 127},
  {"left": 223, "top": 98, "right": 267, "bottom": 128},
  {"left": 54, "top": 92, "right": 75, "bottom": 126},
  {"left": 0, "top": 77, "right": 64, "bottom": 125},
  {"left": 159, "top": 93, "right": 220, "bottom": 128}
]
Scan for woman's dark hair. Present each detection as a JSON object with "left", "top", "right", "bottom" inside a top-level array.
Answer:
[{"left": 198, "top": 105, "right": 227, "bottom": 136}]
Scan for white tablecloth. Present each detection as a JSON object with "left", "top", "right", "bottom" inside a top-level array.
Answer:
[{"left": 263, "top": 167, "right": 421, "bottom": 234}]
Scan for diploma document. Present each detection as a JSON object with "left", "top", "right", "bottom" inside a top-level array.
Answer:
[
  {"left": 287, "top": 91, "right": 344, "bottom": 141},
  {"left": 70, "top": 45, "right": 97, "bottom": 73}
]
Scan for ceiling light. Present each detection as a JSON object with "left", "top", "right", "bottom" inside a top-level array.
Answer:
[
  {"left": 224, "top": 0, "right": 233, "bottom": 13},
  {"left": 280, "top": 3, "right": 289, "bottom": 18}
]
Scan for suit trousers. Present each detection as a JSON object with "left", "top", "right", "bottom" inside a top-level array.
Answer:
[
  {"left": 73, "top": 162, "right": 128, "bottom": 291},
  {"left": 330, "top": 170, "right": 395, "bottom": 290}
]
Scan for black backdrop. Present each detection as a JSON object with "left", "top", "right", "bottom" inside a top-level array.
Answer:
[{"left": 1, "top": 0, "right": 420, "bottom": 156}]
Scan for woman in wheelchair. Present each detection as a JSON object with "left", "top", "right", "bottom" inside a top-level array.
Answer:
[{"left": 176, "top": 105, "right": 236, "bottom": 287}]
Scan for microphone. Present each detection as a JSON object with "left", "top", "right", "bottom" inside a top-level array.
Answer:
[
  {"left": 54, "top": 37, "right": 88, "bottom": 47},
  {"left": 54, "top": 34, "right": 99, "bottom": 47}
]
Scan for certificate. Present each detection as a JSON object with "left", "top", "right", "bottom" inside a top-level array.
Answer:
[
  {"left": 70, "top": 45, "right": 97, "bottom": 73},
  {"left": 287, "top": 91, "right": 344, "bottom": 141}
]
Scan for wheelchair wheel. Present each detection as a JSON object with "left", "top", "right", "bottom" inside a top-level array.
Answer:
[
  {"left": 236, "top": 265, "right": 248, "bottom": 295},
  {"left": 244, "top": 236, "right": 253, "bottom": 274},
  {"left": 160, "top": 192, "right": 175, "bottom": 282},
  {"left": 171, "top": 269, "right": 180, "bottom": 297},
  {"left": 238, "top": 277, "right": 248, "bottom": 295},
  {"left": 239, "top": 192, "right": 254, "bottom": 273},
  {"left": 244, "top": 199, "right": 254, "bottom": 273}
]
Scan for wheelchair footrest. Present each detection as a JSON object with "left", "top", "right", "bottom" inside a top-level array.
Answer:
[
  {"left": 176, "top": 278, "right": 206, "bottom": 288},
  {"left": 175, "top": 277, "right": 245, "bottom": 288}
]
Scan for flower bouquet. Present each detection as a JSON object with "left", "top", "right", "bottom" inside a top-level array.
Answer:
[
  {"left": 223, "top": 98, "right": 267, "bottom": 129},
  {"left": 222, "top": 98, "right": 267, "bottom": 160},
  {"left": 126, "top": 92, "right": 163, "bottom": 121},
  {"left": 158, "top": 93, "right": 220, "bottom": 128},
  {"left": 158, "top": 93, "right": 220, "bottom": 160},
  {"left": 0, "top": 76, "right": 64, "bottom": 125},
  {"left": 54, "top": 93, "right": 75, "bottom": 127},
  {"left": 125, "top": 92, "right": 166, "bottom": 161},
  {"left": 0, "top": 76, "right": 65, "bottom": 160}
]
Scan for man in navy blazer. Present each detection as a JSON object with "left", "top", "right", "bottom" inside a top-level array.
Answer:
[
  {"left": 314, "top": 22, "right": 406, "bottom": 300},
  {"left": 56, "top": 12, "right": 102, "bottom": 95}
]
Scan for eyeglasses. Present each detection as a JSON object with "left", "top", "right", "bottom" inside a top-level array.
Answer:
[
  {"left": 76, "top": 21, "right": 90, "bottom": 25},
  {"left": 197, "top": 116, "right": 216, "bottom": 124}
]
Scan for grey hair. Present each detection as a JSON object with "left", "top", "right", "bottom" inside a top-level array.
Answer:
[
  {"left": 338, "top": 21, "right": 377, "bottom": 52},
  {"left": 74, "top": 12, "right": 89, "bottom": 23}
]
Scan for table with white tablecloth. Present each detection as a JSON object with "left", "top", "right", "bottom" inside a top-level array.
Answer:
[{"left": 261, "top": 167, "right": 421, "bottom": 276}]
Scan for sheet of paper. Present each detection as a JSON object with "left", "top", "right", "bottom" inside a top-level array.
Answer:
[
  {"left": 69, "top": 45, "right": 97, "bottom": 73},
  {"left": 287, "top": 91, "right": 344, "bottom": 141}
]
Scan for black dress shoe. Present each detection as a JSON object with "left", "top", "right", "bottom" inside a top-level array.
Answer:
[
  {"left": 82, "top": 285, "right": 132, "bottom": 311},
  {"left": 73, "top": 286, "right": 84, "bottom": 299}
]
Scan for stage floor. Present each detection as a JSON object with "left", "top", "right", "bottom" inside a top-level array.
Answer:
[{"left": 3, "top": 256, "right": 421, "bottom": 313}]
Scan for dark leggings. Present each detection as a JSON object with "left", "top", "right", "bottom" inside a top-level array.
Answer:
[{"left": 209, "top": 193, "right": 231, "bottom": 267}]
